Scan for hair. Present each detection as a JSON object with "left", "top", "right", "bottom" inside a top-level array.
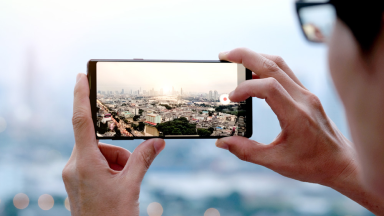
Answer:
[{"left": 331, "top": 0, "right": 384, "bottom": 52}]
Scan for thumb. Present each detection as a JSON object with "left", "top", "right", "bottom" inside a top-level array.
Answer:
[
  {"left": 72, "top": 73, "right": 98, "bottom": 154},
  {"left": 124, "top": 139, "right": 165, "bottom": 183},
  {"left": 216, "top": 136, "right": 273, "bottom": 166}
]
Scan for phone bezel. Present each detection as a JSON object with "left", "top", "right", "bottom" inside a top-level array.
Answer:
[{"left": 88, "top": 59, "right": 253, "bottom": 140}]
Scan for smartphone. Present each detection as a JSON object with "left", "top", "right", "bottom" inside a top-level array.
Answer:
[{"left": 88, "top": 59, "right": 253, "bottom": 140}]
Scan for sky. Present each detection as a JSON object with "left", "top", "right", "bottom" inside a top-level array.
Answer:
[
  {"left": 97, "top": 62, "right": 240, "bottom": 94},
  {"left": 0, "top": 0, "right": 349, "bottom": 174},
  {"left": 0, "top": 0, "right": 358, "bottom": 214},
  {"left": 0, "top": 0, "right": 349, "bottom": 161}
]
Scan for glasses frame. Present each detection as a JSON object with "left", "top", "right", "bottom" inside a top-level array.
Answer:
[{"left": 295, "top": 1, "right": 334, "bottom": 43}]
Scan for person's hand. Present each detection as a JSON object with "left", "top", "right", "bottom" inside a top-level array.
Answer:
[
  {"left": 216, "top": 48, "right": 356, "bottom": 186},
  {"left": 62, "top": 73, "right": 165, "bottom": 216},
  {"left": 215, "top": 48, "right": 384, "bottom": 215}
]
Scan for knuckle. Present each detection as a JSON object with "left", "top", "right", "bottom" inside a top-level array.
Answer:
[
  {"left": 232, "top": 47, "right": 252, "bottom": 60},
  {"left": 237, "top": 147, "right": 251, "bottom": 162},
  {"left": 265, "top": 77, "right": 281, "bottom": 94},
  {"left": 62, "top": 164, "right": 73, "bottom": 182},
  {"left": 263, "top": 58, "right": 280, "bottom": 72},
  {"left": 273, "top": 55, "right": 286, "bottom": 66},
  {"left": 306, "top": 92, "right": 323, "bottom": 109},
  {"left": 72, "top": 109, "right": 89, "bottom": 129}
]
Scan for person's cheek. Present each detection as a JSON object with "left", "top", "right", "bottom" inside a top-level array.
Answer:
[{"left": 327, "top": 19, "right": 359, "bottom": 106}]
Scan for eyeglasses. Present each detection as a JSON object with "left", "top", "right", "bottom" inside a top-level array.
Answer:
[{"left": 296, "top": 1, "right": 337, "bottom": 43}]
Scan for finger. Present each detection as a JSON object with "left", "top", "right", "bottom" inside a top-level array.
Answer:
[
  {"left": 72, "top": 73, "right": 98, "bottom": 153},
  {"left": 216, "top": 136, "right": 274, "bottom": 166},
  {"left": 219, "top": 48, "right": 302, "bottom": 99},
  {"left": 98, "top": 143, "right": 131, "bottom": 171},
  {"left": 124, "top": 139, "right": 165, "bottom": 183},
  {"left": 260, "top": 53, "right": 306, "bottom": 89},
  {"left": 229, "top": 78, "right": 297, "bottom": 124}
]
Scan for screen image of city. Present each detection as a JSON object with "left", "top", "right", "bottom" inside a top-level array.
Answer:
[{"left": 96, "top": 62, "right": 247, "bottom": 138}]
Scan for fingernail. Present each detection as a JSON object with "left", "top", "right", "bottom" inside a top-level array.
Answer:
[
  {"left": 219, "top": 51, "right": 229, "bottom": 60},
  {"left": 153, "top": 139, "right": 165, "bottom": 154},
  {"left": 215, "top": 139, "right": 229, "bottom": 150},
  {"left": 76, "top": 73, "right": 82, "bottom": 83}
]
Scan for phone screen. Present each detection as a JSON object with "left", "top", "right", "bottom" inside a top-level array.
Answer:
[{"left": 93, "top": 61, "right": 251, "bottom": 139}]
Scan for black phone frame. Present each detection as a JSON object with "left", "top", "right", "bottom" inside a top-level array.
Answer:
[{"left": 88, "top": 59, "right": 253, "bottom": 140}]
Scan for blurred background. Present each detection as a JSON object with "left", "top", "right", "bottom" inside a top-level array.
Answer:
[{"left": 0, "top": 0, "right": 375, "bottom": 215}]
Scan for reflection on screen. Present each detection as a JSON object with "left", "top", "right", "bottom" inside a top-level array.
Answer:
[{"left": 96, "top": 62, "right": 247, "bottom": 138}]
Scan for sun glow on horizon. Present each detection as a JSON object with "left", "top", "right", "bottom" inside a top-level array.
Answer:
[{"left": 162, "top": 85, "right": 172, "bottom": 94}]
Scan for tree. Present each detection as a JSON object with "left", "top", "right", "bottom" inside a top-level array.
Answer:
[
  {"left": 139, "top": 109, "right": 144, "bottom": 115},
  {"left": 171, "top": 128, "right": 182, "bottom": 135},
  {"left": 133, "top": 115, "right": 140, "bottom": 121},
  {"left": 97, "top": 121, "right": 109, "bottom": 134},
  {"left": 208, "top": 127, "right": 214, "bottom": 133},
  {"left": 160, "top": 104, "right": 172, "bottom": 110},
  {"left": 132, "top": 122, "right": 145, "bottom": 131},
  {"left": 113, "top": 125, "right": 121, "bottom": 137},
  {"left": 197, "top": 128, "right": 212, "bottom": 136},
  {"left": 132, "top": 124, "right": 138, "bottom": 130},
  {"left": 156, "top": 117, "right": 197, "bottom": 136},
  {"left": 138, "top": 122, "right": 145, "bottom": 131}
]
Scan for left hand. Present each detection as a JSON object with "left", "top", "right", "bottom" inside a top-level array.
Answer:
[{"left": 62, "top": 73, "right": 166, "bottom": 216}]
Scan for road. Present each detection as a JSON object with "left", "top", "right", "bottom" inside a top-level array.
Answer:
[{"left": 97, "top": 100, "right": 133, "bottom": 137}]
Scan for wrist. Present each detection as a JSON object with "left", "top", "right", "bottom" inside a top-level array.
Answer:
[{"left": 326, "top": 155, "right": 384, "bottom": 215}]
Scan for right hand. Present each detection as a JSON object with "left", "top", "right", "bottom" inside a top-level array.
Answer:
[
  {"left": 215, "top": 48, "right": 384, "bottom": 215},
  {"left": 215, "top": 48, "right": 357, "bottom": 187}
]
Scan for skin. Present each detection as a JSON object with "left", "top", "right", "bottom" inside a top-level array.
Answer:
[
  {"left": 328, "top": 19, "right": 384, "bottom": 196},
  {"left": 62, "top": 73, "right": 166, "bottom": 215},
  {"left": 63, "top": 19, "right": 384, "bottom": 215},
  {"left": 215, "top": 19, "right": 384, "bottom": 214}
]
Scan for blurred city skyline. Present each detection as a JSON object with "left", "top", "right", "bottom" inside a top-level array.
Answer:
[{"left": 0, "top": 0, "right": 363, "bottom": 215}]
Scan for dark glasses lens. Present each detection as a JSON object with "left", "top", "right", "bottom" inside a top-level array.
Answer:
[{"left": 296, "top": 2, "right": 337, "bottom": 43}]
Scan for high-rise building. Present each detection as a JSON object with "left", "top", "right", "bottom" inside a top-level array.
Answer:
[
  {"left": 214, "top": 90, "right": 218, "bottom": 101},
  {"left": 121, "top": 89, "right": 124, "bottom": 94},
  {"left": 209, "top": 90, "right": 213, "bottom": 100},
  {"left": 145, "top": 114, "right": 162, "bottom": 124}
]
